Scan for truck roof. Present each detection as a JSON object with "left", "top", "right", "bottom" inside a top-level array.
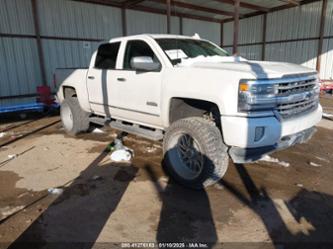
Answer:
[{"left": 109, "top": 34, "right": 202, "bottom": 43}]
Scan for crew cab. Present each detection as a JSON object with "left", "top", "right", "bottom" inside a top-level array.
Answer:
[{"left": 56, "top": 34, "right": 322, "bottom": 189}]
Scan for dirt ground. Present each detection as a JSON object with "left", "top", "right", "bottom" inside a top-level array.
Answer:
[{"left": 0, "top": 95, "right": 332, "bottom": 249}]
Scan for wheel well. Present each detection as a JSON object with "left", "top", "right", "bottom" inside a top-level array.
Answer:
[
  {"left": 169, "top": 98, "right": 221, "bottom": 128},
  {"left": 63, "top": 86, "right": 77, "bottom": 99}
]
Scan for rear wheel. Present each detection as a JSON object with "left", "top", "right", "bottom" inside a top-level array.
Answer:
[
  {"left": 163, "top": 117, "right": 229, "bottom": 189},
  {"left": 60, "top": 98, "right": 90, "bottom": 136}
]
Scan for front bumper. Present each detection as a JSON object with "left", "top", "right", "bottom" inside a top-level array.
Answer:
[
  {"left": 221, "top": 105, "right": 322, "bottom": 163},
  {"left": 229, "top": 127, "right": 316, "bottom": 163}
]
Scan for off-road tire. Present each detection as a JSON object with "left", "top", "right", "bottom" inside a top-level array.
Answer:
[
  {"left": 60, "top": 97, "right": 90, "bottom": 136},
  {"left": 163, "top": 117, "right": 229, "bottom": 189}
]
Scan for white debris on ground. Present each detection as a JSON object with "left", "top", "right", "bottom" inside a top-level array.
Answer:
[
  {"left": 309, "top": 162, "right": 321, "bottom": 167},
  {"left": 109, "top": 138, "right": 134, "bottom": 162},
  {"left": 155, "top": 176, "right": 169, "bottom": 192},
  {"left": 91, "top": 175, "right": 103, "bottom": 181},
  {"left": 145, "top": 146, "right": 157, "bottom": 153},
  {"left": 214, "top": 184, "right": 224, "bottom": 190},
  {"left": 296, "top": 183, "right": 304, "bottom": 188},
  {"left": 159, "top": 176, "right": 168, "bottom": 183},
  {"left": 315, "top": 156, "right": 330, "bottom": 163},
  {"left": 48, "top": 187, "right": 64, "bottom": 195},
  {"left": 258, "top": 155, "right": 290, "bottom": 167},
  {"left": 323, "top": 112, "right": 333, "bottom": 118},
  {"left": 7, "top": 154, "right": 17, "bottom": 159},
  {"left": 110, "top": 149, "right": 132, "bottom": 162},
  {"left": 0, "top": 132, "right": 7, "bottom": 138},
  {"left": 92, "top": 128, "right": 105, "bottom": 134}
]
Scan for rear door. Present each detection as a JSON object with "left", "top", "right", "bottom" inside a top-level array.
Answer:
[{"left": 86, "top": 42, "right": 120, "bottom": 116}]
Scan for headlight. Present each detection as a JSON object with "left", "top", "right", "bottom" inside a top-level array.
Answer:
[{"left": 238, "top": 81, "right": 278, "bottom": 112}]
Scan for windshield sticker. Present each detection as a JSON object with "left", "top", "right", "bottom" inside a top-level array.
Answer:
[{"left": 165, "top": 49, "right": 188, "bottom": 60}]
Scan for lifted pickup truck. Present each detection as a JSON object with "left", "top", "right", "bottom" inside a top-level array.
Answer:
[{"left": 56, "top": 34, "right": 322, "bottom": 189}]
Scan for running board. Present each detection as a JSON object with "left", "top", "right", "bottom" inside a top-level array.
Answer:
[
  {"left": 89, "top": 116, "right": 109, "bottom": 126},
  {"left": 109, "top": 120, "right": 164, "bottom": 141}
]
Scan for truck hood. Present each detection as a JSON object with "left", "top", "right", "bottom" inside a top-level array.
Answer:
[{"left": 177, "top": 56, "right": 316, "bottom": 79}]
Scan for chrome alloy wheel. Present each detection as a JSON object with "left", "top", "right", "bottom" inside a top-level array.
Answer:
[
  {"left": 168, "top": 133, "right": 204, "bottom": 180},
  {"left": 61, "top": 103, "right": 74, "bottom": 131}
]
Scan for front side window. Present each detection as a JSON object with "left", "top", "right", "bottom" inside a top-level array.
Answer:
[
  {"left": 155, "top": 38, "right": 229, "bottom": 65},
  {"left": 123, "top": 40, "right": 161, "bottom": 70},
  {"left": 95, "top": 42, "right": 120, "bottom": 69}
]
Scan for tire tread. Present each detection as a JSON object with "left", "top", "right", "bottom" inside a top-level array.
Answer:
[{"left": 163, "top": 117, "right": 229, "bottom": 189}]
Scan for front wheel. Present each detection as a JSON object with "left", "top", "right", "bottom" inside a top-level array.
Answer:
[
  {"left": 60, "top": 98, "right": 90, "bottom": 136},
  {"left": 163, "top": 117, "right": 229, "bottom": 189}
]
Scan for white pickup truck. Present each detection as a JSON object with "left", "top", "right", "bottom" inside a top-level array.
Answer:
[{"left": 56, "top": 34, "right": 322, "bottom": 189}]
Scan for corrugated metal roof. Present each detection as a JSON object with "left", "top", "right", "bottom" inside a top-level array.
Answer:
[
  {"left": 138, "top": 1, "right": 227, "bottom": 19},
  {"left": 239, "top": 44, "right": 262, "bottom": 60},
  {"left": 223, "top": 15, "right": 263, "bottom": 46},
  {"left": 126, "top": 9, "right": 167, "bottom": 35},
  {"left": 133, "top": 0, "right": 311, "bottom": 21},
  {"left": 0, "top": 0, "right": 35, "bottom": 35},
  {"left": 126, "top": 10, "right": 180, "bottom": 35},
  {"left": 107, "top": 0, "right": 126, "bottom": 3},
  {"left": 1, "top": 0, "right": 333, "bottom": 109},
  {"left": 320, "top": 1, "right": 333, "bottom": 79},
  {"left": 173, "top": 6, "right": 227, "bottom": 19},
  {"left": 324, "top": 0, "right": 333, "bottom": 36},
  {"left": 41, "top": 39, "right": 100, "bottom": 90},
  {"left": 240, "top": 0, "right": 289, "bottom": 9},
  {"left": 38, "top": 0, "right": 123, "bottom": 39},
  {"left": 266, "top": 1, "right": 322, "bottom": 41},
  {"left": 0, "top": 37, "right": 42, "bottom": 98},
  {"left": 182, "top": 18, "right": 220, "bottom": 44},
  {"left": 320, "top": 38, "right": 333, "bottom": 79},
  {"left": 265, "top": 40, "right": 318, "bottom": 69},
  {"left": 170, "top": 0, "right": 252, "bottom": 14}
]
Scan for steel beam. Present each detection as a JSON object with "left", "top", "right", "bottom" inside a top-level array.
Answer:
[
  {"left": 31, "top": 0, "right": 47, "bottom": 85},
  {"left": 129, "top": 4, "right": 222, "bottom": 23},
  {"left": 123, "top": 0, "right": 145, "bottom": 8},
  {"left": 220, "top": 22, "right": 224, "bottom": 47},
  {"left": 222, "top": 0, "right": 321, "bottom": 23},
  {"left": 233, "top": 0, "right": 240, "bottom": 55},
  {"left": 279, "top": 0, "right": 300, "bottom": 6},
  {"left": 166, "top": 0, "right": 171, "bottom": 34},
  {"left": 261, "top": 13, "right": 267, "bottom": 60},
  {"left": 75, "top": 0, "right": 223, "bottom": 23},
  {"left": 316, "top": 0, "right": 327, "bottom": 72},
  {"left": 179, "top": 17, "right": 183, "bottom": 35},
  {"left": 148, "top": 0, "right": 235, "bottom": 16},
  {"left": 212, "top": 0, "right": 269, "bottom": 12},
  {"left": 121, "top": 7, "right": 127, "bottom": 36}
]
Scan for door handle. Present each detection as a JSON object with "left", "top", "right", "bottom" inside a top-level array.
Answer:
[
  {"left": 88, "top": 76, "right": 95, "bottom": 80},
  {"left": 117, "top": 78, "right": 126, "bottom": 82}
]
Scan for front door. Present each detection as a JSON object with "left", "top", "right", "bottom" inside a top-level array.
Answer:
[{"left": 109, "top": 39, "right": 163, "bottom": 127}]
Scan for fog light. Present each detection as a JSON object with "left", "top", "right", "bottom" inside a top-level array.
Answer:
[{"left": 254, "top": 126, "right": 265, "bottom": 142}]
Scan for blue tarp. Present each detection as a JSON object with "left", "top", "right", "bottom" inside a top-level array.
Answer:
[{"left": 0, "top": 102, "right": 59, "bottom": 114}]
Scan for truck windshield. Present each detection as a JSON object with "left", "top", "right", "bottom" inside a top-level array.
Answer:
[{"left": 155, "top": 38, "right": 229, "bottom": 65}]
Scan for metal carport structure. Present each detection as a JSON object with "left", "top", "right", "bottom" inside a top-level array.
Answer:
[{"left": 0, "top": 0, "right": 332, "bottom": 107}]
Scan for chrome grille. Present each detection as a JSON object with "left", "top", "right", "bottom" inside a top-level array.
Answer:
[
  {"left": 277, "top": 78, "right": 317, "bottom": 96},
  {"left": 277, "top": 99, "right": 318, "bottom": 118},
  {"left": 276, "top": 75, "right": 319, "bottom": 119}
]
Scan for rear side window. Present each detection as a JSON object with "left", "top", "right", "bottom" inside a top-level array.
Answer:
[
  {"left": 123, "top": 40, "right": 160, "bottom": 70},
  {"left": 95, "top": 42, "right": 120, "bottom": 69}
]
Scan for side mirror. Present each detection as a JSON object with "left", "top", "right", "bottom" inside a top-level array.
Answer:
[{"left": 130, "top": 56, "right": 160, "bottom": 71}]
